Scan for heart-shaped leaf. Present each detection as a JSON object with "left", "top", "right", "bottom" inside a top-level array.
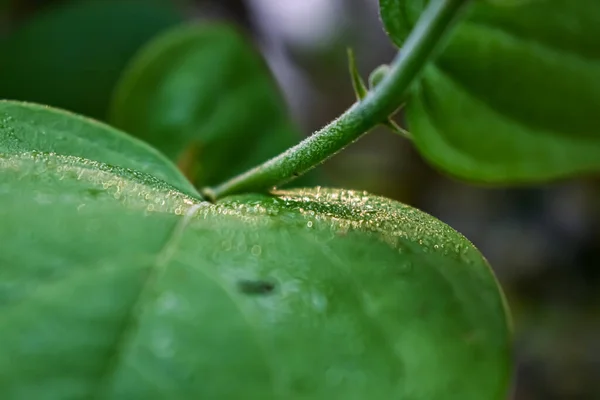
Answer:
[
  {"left": 380, "top": 0, "right": 600, "bottom": 182},
  {"left": 109, "top": 24, "right": 308, "bottom": 188},
  {"left": 0, "top": 101, "right": 198, "bottom": 196},
  {"left": 0, "top": 0, "right": 182, "bottom": 119},
  {"left": 0, "top": 104, "right": 511, "bottom": 398}
]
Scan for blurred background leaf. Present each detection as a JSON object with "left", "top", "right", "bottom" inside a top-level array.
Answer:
[
  {"left": 380, "top": 0, "right": 600, "bottom": 183},
  {"left": 109, "top": 23, "right": 313, "bottom": 188},
  {"left": 0, "top": 0, "right": 183, "bottom": 119}
]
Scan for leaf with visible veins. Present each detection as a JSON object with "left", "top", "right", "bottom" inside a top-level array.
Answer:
[
  {"left": 0, "top": 100, "right": 510, "bottom": 399},
  {"left": 380, "top": 0, "right": 600, "bottom": 183}
]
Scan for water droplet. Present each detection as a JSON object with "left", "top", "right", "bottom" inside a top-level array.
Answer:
[
  {"left": 152, "top": 330, "right": 175, "bottom": 358},
  {"left": 311, "top": 291, "right": 328, "bottom": 312},
  {"left": 251, "top": 245, "right": 262, "bottom": 256},
  {"left": 157, "top": 292, "right": 180, "bottom": 313}
]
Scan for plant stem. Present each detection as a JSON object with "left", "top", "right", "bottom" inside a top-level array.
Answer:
[{"left": 206, "top": 0, "right": 469, "bottom": 201}]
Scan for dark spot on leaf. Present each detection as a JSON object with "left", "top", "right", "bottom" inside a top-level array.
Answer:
[
  {"left": 85, "top": 188, "right": 104, "bottom": 197},
  {"left": 292, "top": 172, "right": 299, "bottom": 177},
  {"left": 237, "top": 279, "right": 275, "bottom": 295}
]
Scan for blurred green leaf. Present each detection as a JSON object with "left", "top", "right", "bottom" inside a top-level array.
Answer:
[
  {"left": 380, "top": 0, "right": 600, "bottom": 183},
  {"left": 109, "top": 24, "right": 309, "bottom": 188},
  {"left": 368, "top": 64, "right": 391, "bottom": 90},
  {"left": 0, "top": 100, "right": 511, "bottom": 397},
  {"left": 0, "top": 100, "right": 198, "bottom": 196},
  {"left": 347, "top": 48, "right": 368, "bottom": 100},
  {"left": 0, "top": 0, "right": 182, "bottom": 119}
]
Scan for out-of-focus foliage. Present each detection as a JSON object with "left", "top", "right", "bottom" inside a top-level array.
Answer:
[
  {"left": 0, "top": 0, "right": 182, "bottom": 119},
  {"left": 110, "top": 24, "right": 307, "bottom": 187},
  {"left": 380, "top": 0, "right": 600, "bottom": 183}
]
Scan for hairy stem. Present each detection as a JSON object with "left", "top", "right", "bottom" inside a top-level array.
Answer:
[{"left": 206, "top": 0, "right": 469, "bottom": 201}]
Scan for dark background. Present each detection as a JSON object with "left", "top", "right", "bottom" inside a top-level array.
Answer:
[{"left": 2, "top": 1, "right": 599, "bottom": 398}]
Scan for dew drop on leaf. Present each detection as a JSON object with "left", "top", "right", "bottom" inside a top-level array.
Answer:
[
  {"left": 250, "top": 245, "right": 262, "bottom": 256},
  {"left": 157, "top": 292, "right": 180, "bottom": 314},
  {"left": 152, "top": 328, "right": 175, "bottom": 358},
  {"left": 311, "top": 291, "right": 328, "bottom": 312}
]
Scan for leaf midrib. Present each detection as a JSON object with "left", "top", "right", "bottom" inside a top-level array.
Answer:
[
  {"left": 91, "top": 203, "right": 279, "bottom": 399},
  {"left": 90, "top": 204, "right": 203, "bottom": 398}
]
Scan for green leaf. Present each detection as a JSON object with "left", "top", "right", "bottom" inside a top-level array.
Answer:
[
  {"left": 0, "top": 105, "right": 511, "bottom": 399},
  {"left": 109, "top": 24, "right": 308, "bottom": 188},
  {"left": 347, "top": 48, "right": 368, "bottom": 100},
  {"left": 368, "top": 64, "right": 391, "bottom": 90},
  {"left": 383, "top": 118, "right": 412, "bottom": 139},
  {"left": 379, "top": 0, "right": 600, "bottom": 182},
  {"left": 0, "top": 100, "right": 198, "bottom": 196},
  {"left": 0, "top": 0, "right": 182, "bottom": 120},
  {"left": 346, "top": 52, "right": 409, "bottom": 139}
]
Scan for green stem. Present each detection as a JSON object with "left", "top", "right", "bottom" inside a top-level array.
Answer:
[{"left": 206, "top": 0, "right": 469, "bottom": 201}]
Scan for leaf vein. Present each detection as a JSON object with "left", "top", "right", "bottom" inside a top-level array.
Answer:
[{"left": 91, "top": 202, "right": 207, "bottom": 398}]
